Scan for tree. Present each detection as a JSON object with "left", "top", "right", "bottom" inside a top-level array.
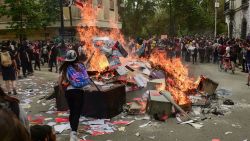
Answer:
[
  {"left": 0, "top": 0, "right": 60, "bottom": 41},
  {"left": 39, "top": 0, "right": 60, "bottom": 29},
  {"left": 118, "top": 0, "right": 227, "bottom": 37},
  {"left": 120, "top": 0, "right": 157, "bottom": 37}
]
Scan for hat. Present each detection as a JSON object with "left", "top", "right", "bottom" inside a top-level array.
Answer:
[{"left": 65, "top": 50, "right": 77, "bottom": 62}]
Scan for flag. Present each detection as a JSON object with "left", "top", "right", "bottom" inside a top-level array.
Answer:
[{"left": 75, "top": 0, "right": 84, "bottom": 8}]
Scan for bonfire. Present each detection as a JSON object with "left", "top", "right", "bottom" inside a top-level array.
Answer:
[{"left": 76, "top": 1, "right": 198, "bottom": 106}]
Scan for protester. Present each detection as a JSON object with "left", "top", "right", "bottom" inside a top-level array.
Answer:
[
  {"left": 18, "top": 41, "right": 30, "bottom": 77},
  {"left": 78, "top": 41, "right": 87, "bottom": 62},
  {"left": 241, "top": 43, "right": 249, "bottom": 73},
  {"left": 0, "top": 107, "right": 31, "bottom": 141},
  {"left": 245, "top": 44, "right": 250, "bottom": 86},
  {"left": 0, "top": 87, "right": 29, "bottom": 130},
  {"left": 59, "top": 50, "right": 91, "bottom": 141},
  {"left": 0, "top": 46, "right": 17, "bottom": 95},
  {"left": 27, "top": 44, "right": 34, "bottom": 75},
  {"left": 30, "top": 125, "right": 56, "bottom": 141},
  {"left": 33, "top": 44, "right": 41, "bottom": 71},
  {"left": 41, "top": 42, "right": 49, "bottom": 65},
  {"left": 49, "top": 43, "right": 59, "bottom": 73}
]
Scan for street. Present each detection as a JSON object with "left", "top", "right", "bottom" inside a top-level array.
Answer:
[{"left": 1, "top": 62, "right": 249, "bottom": 141}]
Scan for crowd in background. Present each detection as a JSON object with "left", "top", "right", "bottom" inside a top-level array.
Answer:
[
  {"left": 0, "top": 35, "right": 250, "bottom": 141},
  {"left": 128, "top": 35, "right": 250, "bottom": 87},
  {"left": 128, "top": 36, "right": 250, "bottom": 74}
]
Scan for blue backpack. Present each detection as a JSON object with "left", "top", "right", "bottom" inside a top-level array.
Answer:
[{"left": 66, "top": 63, "right": 91, "bottom": 88}]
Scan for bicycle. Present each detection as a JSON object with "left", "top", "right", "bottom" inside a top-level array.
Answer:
[{"left": 218, "top": 55, "right": 235, "bottom": 74}]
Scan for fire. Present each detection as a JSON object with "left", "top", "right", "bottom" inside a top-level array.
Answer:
[
  {"left": 149, "top": 51, "right": 197, "bottom": 105},
  {"left": 76, "top": 2, "right": 197, "bottom": 105},
  {"left": 76, "top": 1, "right": 125, "bottom": 71}
]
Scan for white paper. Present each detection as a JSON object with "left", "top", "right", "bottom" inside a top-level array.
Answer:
[
  {"left": 116, "top": 66, "right": 129, "bottom": 75},
  {"left": 134, "top": 74, "right": 149, "bottom": 87},
  {"left": 88, "top": 119, "right": 105, "bottom": 125},
  {"left": 187, "top": 123, "right": 203, "bottom": 129},
  {"left": 54, "top": 123, "right": 70, "bottom": 133},
  {"left": 89, "top": 124, "right": 114, "bottom": 133},
  {"left": 47, "top": 122, "right": 57, "bottom": 126},
  {"left": 142, "top": 68, "right": 151, "bottom": 76},
  {"left": 139, "top": 121, "right": 152, "bottom": 128}
]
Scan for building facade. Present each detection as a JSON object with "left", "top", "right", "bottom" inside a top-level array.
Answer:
[
  {"left": 224, "top": 0, "right": 250, "bottom": 39},
  {"left": 0, "top": 0, "right": 122, "bottom": 41}
]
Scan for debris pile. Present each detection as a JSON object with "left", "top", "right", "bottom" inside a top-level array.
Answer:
[{"left": 14, "top": 52, "right": 238, "bottom": 140}]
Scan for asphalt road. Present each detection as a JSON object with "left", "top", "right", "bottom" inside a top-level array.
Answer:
[{"left": 1, "top": 62, "right": 249, "bottom": 141}]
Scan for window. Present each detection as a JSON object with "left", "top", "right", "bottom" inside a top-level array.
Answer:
[
  {"left": 241, "top": 18, "right": 247, "bottom": 39},
  {"left": 110, "top": 0, "right": 114, "bottom": 11}
]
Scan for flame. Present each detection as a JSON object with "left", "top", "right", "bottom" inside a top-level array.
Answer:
[
  {"left": 149, "top": 51, "right": 197, "bottom": 105},
  {"left": 76, "top": 1, "right": 125, "bottom": 71},
  {"left": 76, "top": 2, "right": 197, "bottom": 105}
]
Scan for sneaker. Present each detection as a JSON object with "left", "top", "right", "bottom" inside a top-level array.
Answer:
[{"left": 70, "top": 131, "right": 78, "bottom": 141}]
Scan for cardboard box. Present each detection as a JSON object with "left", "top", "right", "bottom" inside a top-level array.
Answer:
[
  {"left": 147, "top": 90, "right": 172, "bottom": 116},
  {"left": 198, "top": 78, "right": 219, "bottom": 95}
]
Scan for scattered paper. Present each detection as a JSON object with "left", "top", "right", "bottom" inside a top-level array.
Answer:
[
  {"left": 148, "top": 136, "right": 156, "bottom": 140},
  {"left": 55, "top": 117, "right": 69, "bottom": 123},
  {"left": 88, "top": 119, "right": 105, "bottom": 125},
  {"left": 139, "top": 121, "right": 152, "bottom": 128},
  {"left": 47, "top": 122, "right": 57, "bottom": 126},
  {"left": 118, "top": 127, "right": 126, "bottom": 132},
  {"left": 116, "top": 66, "right": 129, "bottom": 75},
  {"left": 54, "top": 123, "right": 70, "bottom": 133},
  {"left": 135, "top": 132, "right": 140, "bottom": 136},
  {"left": 187, "top": 123, "right": 203, "bottom": 129},
  {"left": 225, "top": 131, "right": 233, "bottom": 135}
]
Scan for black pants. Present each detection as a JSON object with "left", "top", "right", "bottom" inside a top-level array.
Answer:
[
  {"left": 192, "top": 55, "right": 197, "bottom": 64},
  {"left": 49, "top": 59, "right": 58, "bottom": 72},
  {"left": 41, "top": 54, "right": 48, "bottom": 65},
  {"left": 27, "top": 61, "right": 33, "bottom": 73},
  {"left": 21, "top": 62, "right": 28, "bottom": 76},
  {"left": 34, "top": 58, "right": 40, "bottom": 70},
  {"left": 242, "top": 59, "right": 249, "bottom": 72},
  {"left": 65, "top": 89, "right": 84, "bottom": 132}
]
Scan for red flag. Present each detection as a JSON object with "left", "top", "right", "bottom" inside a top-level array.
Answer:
[{"left": 75, "top": 0, "right": 84, "bottom": 8}]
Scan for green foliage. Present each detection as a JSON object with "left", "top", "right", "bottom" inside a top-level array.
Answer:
[
  {"left": 0, "top": 0, "right": 59, "bottom": 39},
  {"left": 39, "top": 0, "right": 60, "bottom": 28},
  {"left": 120, "top": 0, "right": 227, "bottom": 37}
]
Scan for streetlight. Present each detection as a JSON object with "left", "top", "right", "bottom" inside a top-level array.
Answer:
[
  {"left": 168, "top": 0, "right": 173, "bottom": 37},
  {"left": 59, "top": 0, "right": 65, "bottom": 47},
  {"left": 215, "top": 0, "right": 220, "bottom": 38}
]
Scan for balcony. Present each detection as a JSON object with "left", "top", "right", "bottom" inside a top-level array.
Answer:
[{"left": 224, "top": 0, "right": 235, "bottom": 15}]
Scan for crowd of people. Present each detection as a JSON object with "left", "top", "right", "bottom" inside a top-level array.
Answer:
[
  {"left": 0, "top": 39, "right": 88, "bottom": 141},
  {"left": 128, "top": 36, "right": 250, "bottom": 85},
  {"left": 0, "top": 36, "right": 249, "bottom": 141}
]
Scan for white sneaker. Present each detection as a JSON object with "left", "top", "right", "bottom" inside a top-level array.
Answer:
[{"left": 70, "top": 131, "right": 78, "bottom": 141}]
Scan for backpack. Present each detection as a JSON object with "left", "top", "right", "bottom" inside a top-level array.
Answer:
[
  {"left": 1, "top": 52, "right": 12, "bottom": 67},
  {"left": 42, "top": 47, "right": 48, "bottom": 55},
  {"left": 66, "top": 63, "right": 91, "bottom": 88}
]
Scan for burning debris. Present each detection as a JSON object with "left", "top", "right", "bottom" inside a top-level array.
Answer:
[{"left": 13, "top": 1, "right": 240, "bottom": 140}]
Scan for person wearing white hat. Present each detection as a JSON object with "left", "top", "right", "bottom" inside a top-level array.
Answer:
[{"left": 59, "top": 50, "right": 91, "bottom": 141}]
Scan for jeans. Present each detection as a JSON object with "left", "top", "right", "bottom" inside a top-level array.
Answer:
[
  {"left": 49, "top": 59, "right": 58, "bottom": 72},
  {"left": 65, "top": 89, "right": 85, "bottom": 132},
  {"left": 21, "top": 62, "right": 28, "bottom": 76}
]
